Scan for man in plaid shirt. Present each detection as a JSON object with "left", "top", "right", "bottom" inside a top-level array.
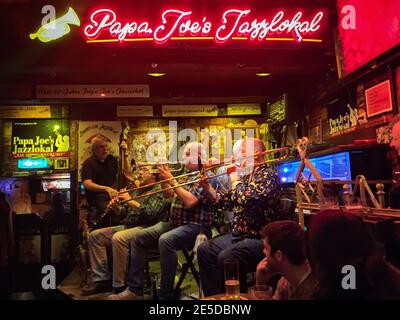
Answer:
[
  {"left": 82, "top": 171, "right": 171, "bottom": 295},
  {"left": 109, "top": 142, "right": 214, "bottom": 300}
]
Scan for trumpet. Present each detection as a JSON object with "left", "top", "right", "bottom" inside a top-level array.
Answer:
[
  {"left": 136, "top": 161, "right": 184, "bottom": 173},
  {"left": 30, "top": 7, "right": 80, "bottom": 42},
  {"left": 94, "top": 146, "right": 291, "bottom": 225},
  {"left": 116, "top": 146, "right": 291, "bottom": 197}
]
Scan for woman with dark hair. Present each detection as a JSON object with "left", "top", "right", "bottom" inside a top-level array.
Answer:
[{"left": 307, "top": 209, "right": 400, "bottom": 299}]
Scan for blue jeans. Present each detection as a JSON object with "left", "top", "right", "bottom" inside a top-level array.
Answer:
[
  {"left": 88, "top": 225, "right": 144, "bottom": 288},
  {"left": 197, "top": 233, "right": 264, "bottom": 297},
  {"left": 126, "top": 221, "right": 211, "bottom": 299}
]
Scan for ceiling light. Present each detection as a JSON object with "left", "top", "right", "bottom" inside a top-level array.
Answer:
[
  {"left": 148, "top": 72, "right": 166, "bottom": 77},
  {"left": 256, "top": 73, "right": 271, "bottom": 77}
]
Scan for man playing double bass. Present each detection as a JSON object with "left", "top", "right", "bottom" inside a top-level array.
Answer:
[{"left": 82, "top": 136, "right": 119, "bottom": 225}]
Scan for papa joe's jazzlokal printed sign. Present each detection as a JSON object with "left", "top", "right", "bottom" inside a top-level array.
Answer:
[{"left": 11, "top": 120, "right": 70, "bottom": 159}]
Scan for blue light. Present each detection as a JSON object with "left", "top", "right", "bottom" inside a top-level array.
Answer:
[
  {"left": 281, "top": 177, "right": 287, "bottom": 182},
  {"left": 18, "top": 158, "right": 49, "bottom": 169},
  {"left": 283, "top": 167, "right": 289, "bottom": 173}
]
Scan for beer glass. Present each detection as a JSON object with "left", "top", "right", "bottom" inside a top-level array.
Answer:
[{"left": 224, "top": 259, "right": 240, "bottom": 300}]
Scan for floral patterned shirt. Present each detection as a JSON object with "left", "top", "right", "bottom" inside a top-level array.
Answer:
[{"left": 216, "top": 164, "right": 283, "bottom": 238}]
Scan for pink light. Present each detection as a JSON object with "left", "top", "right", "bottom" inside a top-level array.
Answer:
[
  {"left": 83, "top": 8, "right": 325, "bottom": 44},
  {"left": 338, "top": 0, "right": 400, "bottom": 75}
]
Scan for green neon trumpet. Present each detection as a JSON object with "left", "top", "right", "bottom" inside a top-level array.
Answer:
[{"left": 30, "top": 7, "right": 80, "bottom": 42}]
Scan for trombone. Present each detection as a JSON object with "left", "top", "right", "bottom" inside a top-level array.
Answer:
[
  {"left": 136, "top": 161, "right": 184, "bottom": 173},
  {"left": 94, "top": 146, "right": 290, "bottom": 225},
  {"left": 116, "top": 146, "right": 291, "bottom": 204}
]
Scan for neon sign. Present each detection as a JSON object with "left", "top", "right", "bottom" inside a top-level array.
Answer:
[
  {"left": 84, "top": 8, "right": 324, "bottom": 44},
  {"left": 30, "top": 7, "right": 80, "bottom": 42}
]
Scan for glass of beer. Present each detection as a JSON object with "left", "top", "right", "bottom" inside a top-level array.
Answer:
[
  {"left": 250, "top": 285, "right": 273, "bottom": 300},
  {"left": 224, "top": 259, "right": 240, "bottom": 300}
]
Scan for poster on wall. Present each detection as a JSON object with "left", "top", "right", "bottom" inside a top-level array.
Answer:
[
  {"left": 365, "top": 80, "right": 393, "bottom": 118},
  {"left": 78, "top": 121, "right": 122, "bottom": 180},
  {"left": 11, "top": 120, "right": 70, "bottom": 159}
]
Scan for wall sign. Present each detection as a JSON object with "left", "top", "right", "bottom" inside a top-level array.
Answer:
[
  {"left": 365, "top": 80, "right": 393, "bottom": 118},
  {"left": 227, "top": 104, "right": 261, "bottom": 116},
  {"left": 11, "top": 120, "right": 70, "bottom": 159},
  {"left": 0, "top": 105, "right": 51, "bottom": 119},
  {"left": 36, "top": 85, "right": 150, "bottom": 99},
  {"left": 84, "top": 8, "right": 324, "bottom": 44},
  {"left": 117, "top": 105, "right": 153, "bottom": 117},
  {"left": 162, "top": 105, "right": 218, "bottom": 117}
]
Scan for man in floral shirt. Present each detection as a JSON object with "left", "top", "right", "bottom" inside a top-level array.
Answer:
[{"left": 198, "top": 138, "right": 283, "bottom": 296}]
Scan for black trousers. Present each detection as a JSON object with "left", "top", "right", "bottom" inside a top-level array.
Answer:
[{"left": 197, "top": 233, "right": 264, "bottom": 296}]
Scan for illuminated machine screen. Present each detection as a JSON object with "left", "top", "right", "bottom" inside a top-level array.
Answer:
[
  {"left": 41, "top": 179, "right": 70, "bottom": 191},
  {"left": 277, "top": 152, "right": 352, "bottom": 183}
]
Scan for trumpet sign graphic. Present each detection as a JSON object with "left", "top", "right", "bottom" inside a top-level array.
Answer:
[{"left": 30, "top": 7, "right": 80, "bottom": 42}]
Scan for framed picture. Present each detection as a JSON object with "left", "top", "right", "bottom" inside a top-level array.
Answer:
[
  {"left": 365, "top": 80, "right": 393, "bottom": 118},
  {"left": 54, "top": 158, "right": 69, "bottom": 170}
]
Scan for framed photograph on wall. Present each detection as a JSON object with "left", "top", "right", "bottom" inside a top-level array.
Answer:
[{"left": 365, "top": 80, "right": 393, "bottom": 118}]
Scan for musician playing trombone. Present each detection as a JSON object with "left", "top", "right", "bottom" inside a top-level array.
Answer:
[
  {"left": 197, "top": 137, "right": 284, "bottom": 296},
  {"left": 82, "top": 169, "right": 171, "bottom": 295},
  {"left": 109, "top": 142, "right": 215, "bottom": 300}
]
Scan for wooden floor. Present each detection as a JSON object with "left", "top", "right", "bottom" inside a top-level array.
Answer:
[
  {"left": 58, "top": 256, "right": 200, "bottom": 300},
  {"left": 58, "top": 267, "right": 113, "bottom": 300}
]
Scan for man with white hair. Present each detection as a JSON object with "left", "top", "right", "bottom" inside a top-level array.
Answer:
[
  {"left": 109, "top": 142, "right": 214, "bottom": 300},
  {"left": 198, "top": 137, "right": 283, "bottom": 296},
  {"left": 82, "top": 136, "right": 118, "bottom": 224}
]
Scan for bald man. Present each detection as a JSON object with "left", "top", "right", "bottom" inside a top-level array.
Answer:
[
  {"left": 82, "top": 136, "right": 118, "bottom": 224},
  {"left": 198, "top": 138, "right": 284, "bottom": 296}
]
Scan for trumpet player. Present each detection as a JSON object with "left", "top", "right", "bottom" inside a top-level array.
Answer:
[
  {"left": 197, "top": 137, "right": 284, "bottom": 296},
  {"left": 109, "top": 142, "right": 215, "bottom": 300},
  {"left": 82, "top": 170, "right": 171, "bottom": 295}
]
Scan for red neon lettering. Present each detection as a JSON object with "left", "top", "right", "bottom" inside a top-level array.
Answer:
[
  {"left": 267, "top": 11, "right": 285, "bottom": 33},
  {"left": 202, "top": 19, "right": 212, "bottom": 34},
  {"left": 84, "top": 9, "right": 116, "bottom": 39},
  {"left": 154, "top": 10, "right": 192, "bottom": 43},
  {"left": 83, "top": 8, "right": 325, "bottom": 43},
  {"left": 137, "top": 22, "right": 152, "bottom": 34},
  {"left": 216, "top": 9, "right": 250, "bottom": 42},
  {"left": 310, "top": 12, "right": 324, "bottom": 32}
]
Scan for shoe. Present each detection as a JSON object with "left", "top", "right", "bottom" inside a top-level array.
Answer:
[
  {"left": 108, "top": 288, "right": 143, "bottom": 300},
  {"left": 112, "top": 286, "right": 126, "bottom": 294},
  {"left": 81, "top": 281, "right": 111, "bottom": 295}
]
